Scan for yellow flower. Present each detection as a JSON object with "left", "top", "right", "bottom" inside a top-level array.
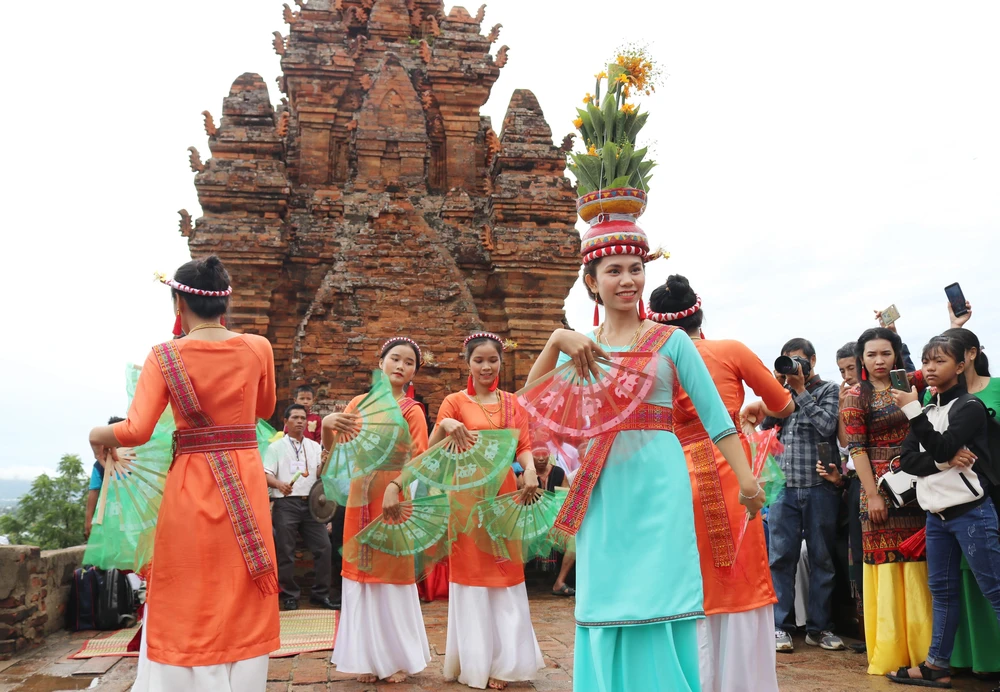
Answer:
[
  {"left": 583, "top": 93, "right": 594, "bottom": 104},
  {"left": 573, "top": 117, "right": 584, "bottom": 128},
  {"left": 615, "top": 73, "right": 629, "bottom": 85},
  {"left": 594, "top": 71, "right": 607, "bottom": 80},
  {"left": 587, "top": 144, "right": 597, "bottom": 156},
  {"left": 620, "top": 103, "right": 636, "bottom": 114}
]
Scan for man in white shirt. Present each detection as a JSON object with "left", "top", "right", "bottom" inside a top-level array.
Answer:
[{"left": 264, "top": 404, "right": 338, "bottom": 611}]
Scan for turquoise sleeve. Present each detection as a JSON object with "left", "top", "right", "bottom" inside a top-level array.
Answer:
[{"left": 664, "top": 330, "right": 737, "bottom": 442}]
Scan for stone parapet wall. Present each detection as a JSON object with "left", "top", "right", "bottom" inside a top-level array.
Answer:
[{"left": 0, "top": 545, "right": 85, "bottom": 659}]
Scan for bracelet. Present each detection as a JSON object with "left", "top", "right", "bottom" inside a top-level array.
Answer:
[
  {"left": 388, "top": 480, "right": 403, "bottom": 493},
  {"left": 739, "top": 485, "right": 763, "bottom": 502}
]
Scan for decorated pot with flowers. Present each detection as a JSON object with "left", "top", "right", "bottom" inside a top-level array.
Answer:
[{"left": 568, "top": 45, "right": 661, "bottom": 224}]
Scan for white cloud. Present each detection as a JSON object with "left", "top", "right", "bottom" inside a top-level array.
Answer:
[{"left": 2, "top": 0, "right": 998, "bottom": 478}]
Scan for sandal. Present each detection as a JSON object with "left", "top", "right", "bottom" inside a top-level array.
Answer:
[
  {"left": 886, "top": 663, "right": 952, "bottom": 688},
  {"left": 552, "top": 585, "right": 575, "bottom": 597}
]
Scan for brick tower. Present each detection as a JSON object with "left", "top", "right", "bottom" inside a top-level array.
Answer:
[{"left": 181, "top": 0, "right": 579, "bottom": 417}]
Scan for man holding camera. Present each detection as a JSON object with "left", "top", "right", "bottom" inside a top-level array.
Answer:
[{"left": 744, "top": 338, "right": 845, "bottom": 653}]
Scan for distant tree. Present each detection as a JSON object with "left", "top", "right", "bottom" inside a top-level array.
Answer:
[{"left": 0, "top": 455, "right": 87, "bottom": 549}]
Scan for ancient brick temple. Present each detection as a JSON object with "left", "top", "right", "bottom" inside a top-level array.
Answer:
[{"left": 180, "top": 0, "right": 580, "bottom": 417}]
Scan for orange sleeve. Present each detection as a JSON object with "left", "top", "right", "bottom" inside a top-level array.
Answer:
[
  {"left": 436, "top": 393, "right": 461, "bottom": 426},
  {"left": 512, "top": 394, "right": 532, "bottom": 457},
  {"left": 404, "top": 404, "right": 429, "bottom": 456},
  {"left": 735, "top": 341, "right": 791, "bottom": 413},
  {"left": 250, "top": 335, "right": 276, "bottom": 420},
  {"left": 344, "top": 395, "right": 365, "bottom": 415},
  {"left": 113, "top": 350, "right": 170, "bottom": 447}
]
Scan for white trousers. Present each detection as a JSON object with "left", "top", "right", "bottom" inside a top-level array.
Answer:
[
  {"left": 131, "top": 606, "right": 268, "bottom": 692},
  {"left": 443, "top": 582, "right": 544, "bottom": 689},
  {"left": 697, "top": 604, "right": 779, "bottom": 692},
  {"left": 331, "top": 577, "right": 431, "bottom": 678}
]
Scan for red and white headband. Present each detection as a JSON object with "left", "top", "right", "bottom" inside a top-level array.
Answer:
[
  {"left": 380, "top": 337, "right": 422, "bottom": 361},
  {"left": 155, "top": 272, "right": 232, "bottom": 297},
  {"left": 647, "top": 296, "right": 702, "bottom": 323},
  {"left": 463, "top": 332, "right": 517, "bottom": 352}
]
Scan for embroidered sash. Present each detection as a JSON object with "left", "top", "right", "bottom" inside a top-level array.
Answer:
[
  {"left": 153, "top": 341, "right": 279, "bottom": 595},
  {"left": 552, "top": 325, "right": 677, "bottom": 542},
  {"left": 674, "top": 420, "right": 737, "bottom": 568}
]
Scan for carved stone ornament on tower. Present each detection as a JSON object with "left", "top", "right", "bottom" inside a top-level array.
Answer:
[{"left": 181, "top": 0, "right": 579, "bottom": 418}]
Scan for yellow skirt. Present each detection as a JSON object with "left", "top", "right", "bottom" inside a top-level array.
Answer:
[{"left": 863, "top": 562, "right": 933, "bottom": 675}]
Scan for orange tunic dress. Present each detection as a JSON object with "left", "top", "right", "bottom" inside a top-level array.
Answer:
[
  {"left": 113, "top": 335, "right": 280, "bottom": 666},
  {"left": 436, "top": 391, "right": 531, "bottom": 588},
  {"left": 341, "top": 396, "right": 429, "bottom": 585},
  {"left": 673, "top": 339, "right": 791, "bottom": 615}
]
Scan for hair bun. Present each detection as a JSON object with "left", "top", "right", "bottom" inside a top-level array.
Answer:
[
  {"left": 197, "top": 255, "right": 230, "bottom": 291},
  {"left": 649, "top": 274, "right": 697, "bottom": 314}
]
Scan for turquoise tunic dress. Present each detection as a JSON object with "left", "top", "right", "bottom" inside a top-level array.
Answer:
[{"left": 563, "top": 328, "right": 738, "bottom": 692}]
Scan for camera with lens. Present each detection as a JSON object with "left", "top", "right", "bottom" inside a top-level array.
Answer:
[{"left": 774, "top": 355, "right": 811, "bottom": 379}]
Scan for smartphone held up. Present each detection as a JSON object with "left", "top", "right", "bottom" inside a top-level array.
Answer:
[
  {"left": 889, "top": 369, "right": 911, "bottom": 393},
  {"left": 945, "top": 282, "right": 968, "bottom": 317}
]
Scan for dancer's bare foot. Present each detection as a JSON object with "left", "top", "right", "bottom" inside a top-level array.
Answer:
[
  {"left": 386, "top": 672, "right": 407, "bottom": 683},
  {"left": 358, "top": 673, "right": 378, "bottom": 683},
  {"left": 488, "top": 678, "right": 508, "bottom": 690}
]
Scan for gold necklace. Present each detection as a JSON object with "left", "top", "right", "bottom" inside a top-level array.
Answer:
[
  {"left": 473, "top": 392, "right": 504, "bottom": 430},
  {"left": 596, "top": 320, "right": 645, "bottom": 351},
  {"left": 188, "top": 322, "right": 227, "bottom": 334}
]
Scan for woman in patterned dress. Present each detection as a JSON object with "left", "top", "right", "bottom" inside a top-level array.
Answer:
[{"left": 841, "top": 327, "right": 932, "bottom": 675}]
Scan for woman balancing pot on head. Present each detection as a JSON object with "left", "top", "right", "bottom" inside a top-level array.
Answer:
[
  {"left": 88, "top": 256, "right": 279, "bottom": 692},
  {"left": 407, "top": 332, "right": 544, "bottom": 690},
  {"left": 524, "top": 218, "right": 766, "bottom": 692},
  {"left": 648, "top": 275, "right": 793, "bottom": 692},
  {"left": 324, "top": 337, "right": 432, "bottom": 685}
]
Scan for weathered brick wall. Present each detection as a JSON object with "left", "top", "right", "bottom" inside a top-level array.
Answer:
[
  {"left": 0, "top": 545, "right": 85, "bottom": 659},
  {"left": 180, "top": 0, "right": 580, "bottom": 421}
]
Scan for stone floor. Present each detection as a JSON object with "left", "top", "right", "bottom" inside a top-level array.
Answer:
[{"left": 1, "top": 585, "right": 998, "bottom": 691}]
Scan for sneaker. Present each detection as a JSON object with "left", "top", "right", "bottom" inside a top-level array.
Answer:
[
  {"left": 805, "top": 630, "right": 846, "bottom": 650},
  {"left": 775, "top": 629, "right": 794, "bottom": 653}
]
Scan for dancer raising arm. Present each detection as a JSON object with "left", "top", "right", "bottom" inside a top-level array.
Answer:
[
  {"left": 326, "top": 337, "right": 432, "bottom": 685},
  {"left": 88, "top": 256, "right": 279, "bottom": 692}
]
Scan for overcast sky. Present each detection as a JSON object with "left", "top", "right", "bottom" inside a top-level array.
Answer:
[{"left": 2, "top": 1, "right": 997, "bottom": 479}]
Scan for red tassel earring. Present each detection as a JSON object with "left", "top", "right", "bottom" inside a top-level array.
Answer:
[
  {"left": 593, "top": 303, "right": 601, "bottom": 327},
  {"left": 406, "top": 383, "right": 415, "bottom": 399},
  {"left": 172, "top": 312, "right": 183, "bottom": 338},
  {"left": 489, "top": 376, "right": 500, "bottom": 392},
  {"left": 861, "top": 367, "right": 868, "bottom": 381},
  {"left": 638, "top": 299, "right": 647, "bottom": 320},
  {"left": 220, "top": 315, "right": 227, "bottom": 328},
  {"left": 466, "top": 375, "right": 476, "bottom": 396}
]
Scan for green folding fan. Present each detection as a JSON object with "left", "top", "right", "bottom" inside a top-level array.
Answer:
[
  {"left": 350, "top": 494, "right": 451, "bottom": 559},
  {"left": 321, "top": 371, "right": 412, "bottom": 507},
  {"left": 471, "top": 488, "right": 570, "bottom": 562},
  {"left": 404, "top": 429, "right": 518, "bottom": 492},
  {"left": 84, "top": 365, "right": 172, "bottom": 571}
]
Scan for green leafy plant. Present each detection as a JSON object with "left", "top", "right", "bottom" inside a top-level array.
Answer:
[
  {"left": 568, "top": 44, "right": 662, "bottom": 195},
  {"left": 0, "top": 455, "right": 88, "bottom": 549}
]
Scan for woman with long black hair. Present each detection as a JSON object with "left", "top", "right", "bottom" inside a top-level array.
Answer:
[
  {"left": 887, "top": 335, "right": 1000, "bottom": 688},
  {"left": 932, "top": 327, "right": 1000, "bottom": 677},
  {"left": 840, "top": 327, "right": 931, "bottom": 675}
]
